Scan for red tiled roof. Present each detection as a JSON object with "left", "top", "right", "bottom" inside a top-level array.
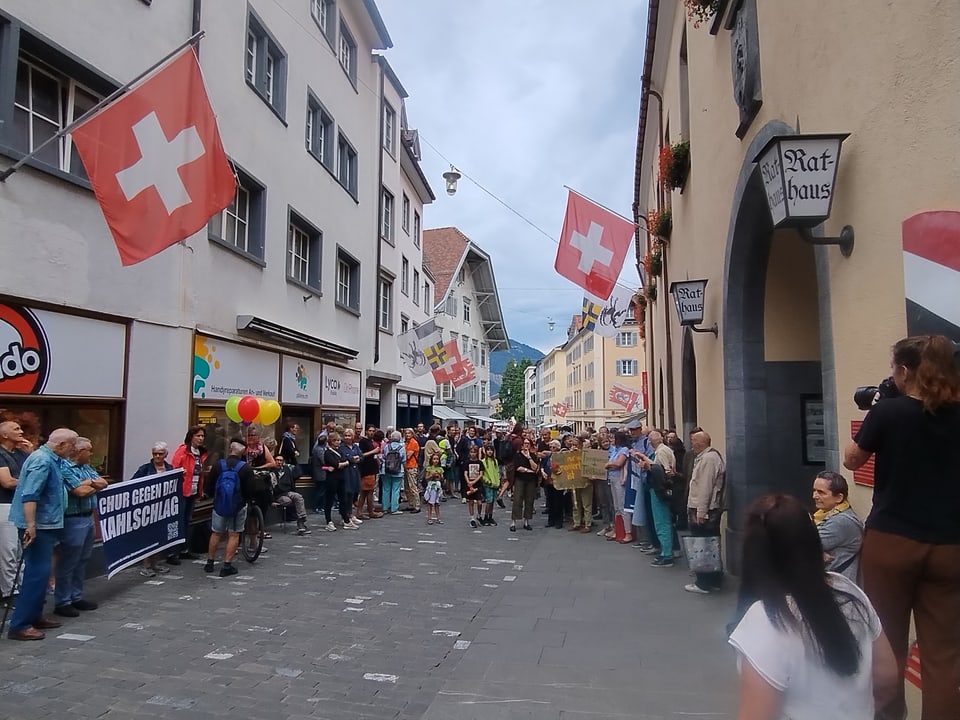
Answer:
[{"left": 422, "top": 227, "right": 470, "bottom": 303}]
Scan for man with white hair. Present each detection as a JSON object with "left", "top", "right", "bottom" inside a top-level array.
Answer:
[
  {"left": 7, "top": 428, "right": 78, "bottom": 640},
  {"left": 684, "top": 431, "right": 725, "bottom": 594},
  {"left": 53, "top": 437, "right": 108, "bottom": 617}
]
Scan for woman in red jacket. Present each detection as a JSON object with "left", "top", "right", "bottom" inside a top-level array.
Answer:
[{"left": 166, "top": 425, "right": 207, "bottom": 565}]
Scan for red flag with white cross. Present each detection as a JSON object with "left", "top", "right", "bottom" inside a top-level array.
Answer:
[
  {"left": 554, "top": 190, "right": 634, "bottom": 301},
  {"left": 431, "top": 341, "right": 463, "bottom": 385},
  {"left": 70, "top": 47, "right": 235, "bottom": 266}
]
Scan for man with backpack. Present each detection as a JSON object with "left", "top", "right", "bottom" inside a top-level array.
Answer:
[{"left": 204, "top": 441, "right": 256, "bottom": 577}]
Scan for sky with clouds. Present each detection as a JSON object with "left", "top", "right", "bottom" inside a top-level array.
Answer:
[{"left": 377, "top": 0, "right": 648, "bottom": 354}]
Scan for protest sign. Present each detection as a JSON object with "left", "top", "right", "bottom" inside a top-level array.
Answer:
[
  {"left": 551, "top": 451, "right": 588, "bottom": 490},
  {"left": 581, "top": 449, "right": 608, "bottom": 480},
  {"left": 97, "top": 469, "right": 184, "bottom": 578}
]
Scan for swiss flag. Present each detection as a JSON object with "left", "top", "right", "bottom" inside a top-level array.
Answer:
[
  {"left": 555, "top": 190, "right": 634, "bottom": 301},
  {"left": 450, "top": 357, "right": 476, "bottom": 389},
  {"left": 71, "top": 48, "right": 235, "bottom": 266}
]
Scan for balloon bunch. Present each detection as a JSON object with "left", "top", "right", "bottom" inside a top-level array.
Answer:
[{"left": 224, "top": 395, "right": 282, "bottom": 426}]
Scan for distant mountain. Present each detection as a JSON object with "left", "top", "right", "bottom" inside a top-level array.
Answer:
[{"left": 489, "top": 340, "right": 545, "bottom": 394}]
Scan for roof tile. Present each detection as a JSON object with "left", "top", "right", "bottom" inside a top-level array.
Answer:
[{"left": 422, "top": 227, "right": 470, "bottom": 302}]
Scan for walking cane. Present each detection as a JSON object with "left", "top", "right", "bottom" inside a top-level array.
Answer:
[{"left": 0, "top": 546, "right": 25, "bottom": 637}]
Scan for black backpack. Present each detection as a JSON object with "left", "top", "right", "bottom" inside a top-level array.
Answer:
[{"left": 383, "top": 443, "right": 404, "bottom": 474}]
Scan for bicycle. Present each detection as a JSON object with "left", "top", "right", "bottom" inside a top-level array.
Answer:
[{"left": 239, "top": 500, "right": 264, "bottom": 563}]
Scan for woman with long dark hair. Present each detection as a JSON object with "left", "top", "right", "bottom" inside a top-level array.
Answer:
[
  {"left": 845, "top": 334, "right": 960, "bottom": 719},
  {"left": 729, "top": 494, "right": 897, "bottom": 719}
]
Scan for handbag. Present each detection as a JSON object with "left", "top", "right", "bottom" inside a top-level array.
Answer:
[{"left": 682, "top": 535, "right": 723, "bottom": 573}]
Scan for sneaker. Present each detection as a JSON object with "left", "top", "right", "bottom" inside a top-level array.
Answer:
[
  {"left": 636, "top": 543, "right": 658, "bottom": 554},
  {"left": 325, "top": 522, "right": 337, "bottom": 532},
  {"left": 470, "top": 519, "right": 478, "bottom": 528},
  {"left": 219, "top": 564, "right": 238, "bottom": 578},
  {"left": 154, "top": 565, "right": 170, "bottom": 574},
  {"left": 597, "top": 527, "right": 610, "bottom": 536},
  {"left": 53, "top": 604, "right": 80, "bottom": 618},
  {"left": 297, "top": 527, "right": 310, "bottom": 536},
  {"left": 351, "top": 517, "right": 363, "bottom": 525},
  {"left": 496, "top": 498, "right": 506, "bottom": 509},
  {"left": 684, "top": 583, "right": 711, "bottom": 594},
  {"left": 487, "top": 517, "right": 497, "bottom": 526},
  {"left": 343, "top": 520, "right": 359, "bottom": 530},
  {"left": 436, "top": 519, "right": 444, "bottom": 524},
  {"left": 650, "top": 557, "right": 675, "bottom": 568},
  {"left": 461, "top": 498, "right": 467, "bottom": 504},
  {"left": 139, "top": 567, "right": 156, "bottom": 577},
  {"left": 204, "top": 560, "right": 215, "bottom": 573}
]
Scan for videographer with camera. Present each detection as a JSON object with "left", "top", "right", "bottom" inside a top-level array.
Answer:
[{"left": 844, "top": 334, "right": 960, "bottom": 720}]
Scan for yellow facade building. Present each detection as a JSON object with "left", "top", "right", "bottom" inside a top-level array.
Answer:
[{"left": 634, "top": 0, "right": 959, "bottom": 567}]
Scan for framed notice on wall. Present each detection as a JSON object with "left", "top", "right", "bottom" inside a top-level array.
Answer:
[{"left": 801, "top": 395, "right": 825, "bottom": 464}]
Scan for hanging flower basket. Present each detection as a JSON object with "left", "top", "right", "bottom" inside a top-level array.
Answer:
[
  {"left": 649, "top": 249, "right": 663, "bottom": 277},
  {"left": 659, "top": 141, "right": 690, "bottom": 191},
  {"left": 645, "top": 280, "right": 658, "bottom": 302},
  {"left": 648, "top": 208, "right": 672, "bottom": 240},
  {"left": 684, "top": 0, "right": 720, "bottom": 27}
]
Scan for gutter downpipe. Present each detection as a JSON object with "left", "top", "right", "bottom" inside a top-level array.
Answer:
[
  {"left": 632, "top": 0, "right": 660, "bottom": 425},
  {"left": 374, "top": 59, "right": 385, "bottom": 365}
]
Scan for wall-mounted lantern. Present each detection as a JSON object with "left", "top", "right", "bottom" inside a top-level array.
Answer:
[
  {"left": 669, "top": 279, "right": 717, "bottom": 336},
  {"left": 753, "top": 133, "right": 854, "bottom": 257}
]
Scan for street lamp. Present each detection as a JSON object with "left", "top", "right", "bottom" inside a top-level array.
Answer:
[
  {"left": 442, "top": 165, "right": 461, "bottom": 196},
  {"left": 669, "top": 279, "right": 718, "bottom": 336},
  {"left": 753, "top": 133, "right": 854, "bottom": 257}
]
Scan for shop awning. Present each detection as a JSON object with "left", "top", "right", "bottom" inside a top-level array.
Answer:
[
  {"left": 470, "top": 415, "right": 500, "bottom": 425},
  {"left": 432, "top": 406, "right": 470, "bottom": 422}
]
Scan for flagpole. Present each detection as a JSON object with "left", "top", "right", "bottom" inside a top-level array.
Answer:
[
  {"left": 563, "top": 185, "right": 642, "bottom": 229},
  {"left": 0, "top": 31, "right": 206, "bottom": 183}
]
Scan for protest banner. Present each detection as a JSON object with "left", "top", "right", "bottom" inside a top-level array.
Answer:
[
  {"left": 581, "top": 449, "right": 608, "bottom": 480},
  {"left": 97, "top": 469, "right": 185, "bottom": 578},
  {"left": 551, "top": 451, "right": 588, "bottom": 490}
]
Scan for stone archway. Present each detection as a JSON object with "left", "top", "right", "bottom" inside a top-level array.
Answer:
[{"left": 722, "top": 120, "right": 840, "bottom": 572}]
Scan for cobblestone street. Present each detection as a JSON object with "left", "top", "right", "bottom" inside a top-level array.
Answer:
[{"left": 0, "top": 510, "right": 738, "bottom": 719}]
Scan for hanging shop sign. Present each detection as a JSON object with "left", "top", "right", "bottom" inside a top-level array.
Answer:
[
  {"left": 280, "top": 355, "right": 321, "bottom": 406},
  {"left": 0, "top": 303, "right": 125, "bottom": 397},
  {"left": 192, "top": 335, "right": 278, "bottom": 401},
  {"left": 321, "top": 364, "right": 361, "bottom": 407}
]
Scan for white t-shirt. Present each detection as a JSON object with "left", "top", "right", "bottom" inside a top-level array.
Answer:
[{"left": 728, "top": 573, "right": 881, "bottom": 720}]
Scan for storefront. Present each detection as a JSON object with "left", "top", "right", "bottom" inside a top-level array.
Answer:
[
  {"left": 0, "top": 300, "right": 127, "bottom": 476},
  {"left": 321, "top": 363, "right": 362, "bottom": 431},
  {"left": 364, "top": 386, "right": 381, "bottom": 429},
  {"left": 396, "top": 391, "right": 433, "bottom": 429}
]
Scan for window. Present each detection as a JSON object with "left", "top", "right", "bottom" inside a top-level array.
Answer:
[
  {"left": 458, "top": 267, "right": 466, "bottom": 284},
  {"left": 337, "top": 133, "right": 358, "bottom": 196},
  {"left": 401, "top": 194, "right": 410, "bottom": 233},
  {"left": 412, "top": 269, "right": 420, "bottom": 305},
  {"left": 378, "top": 278, "right": 393, "bottom": 330},
  {"left": 381, "top": 187, "right": 394, "bottom": 242},
  {"left": 413, "top": 211, "right": 421, "bottom": 248},
  {"left": 400, "top": 314, "right": 409, "bottom": 334},
  {"left": 400, "top": 256, "right": 409, "bottom": 295},
  {"left": 471, "top": 339, "right": 478, "bottom": 364},
  {"left": 616, "top": 359, "right": 638, "bottom": 376},
  {"left": 441, "top": 383, "right": 454, "bottom": 401},
  {"left": 208, "top": 166, "right": 266, "bottom": 260},
  {"left": 13, "top": 56, "right": 102, "bottom": 179},
  {"left": 585, "top": 391, "right": 595, "bottom": 409},
  {"left": 286, "top": 210, "right": 321, "bottom": 290},
  {"left": 616, "top": 331, "right": 638, "bottom": 347},
  {"left": 336, "top": 248, "right": 361, "bottom": 312},
  {"left": 586, "top": 361, "right": 594, "bottom": 380},
  {"left": 424, "top": 282, "right": 432, "bottom": 311},
  {"left": 305, "top": 92, "right": 333, "bottom": 168},
  {"left": 338, "top": 20, "right": 357, "bottom": 84},
  {"left": 246, "top": 13, "right": 286, "bottom": 117},
  {"left": 583, "top": 335, "right": 594, "bottom": 353},
  {"left": 461, "top": 335, "right": 469, "bottom": 356},
  {"left": 480, "top": 381, "right": 487, "bottom": 405},
  {"left": 311, "top": 0, "right": 335, "bottom": 44},
  {"left": 445, "top": 296, "right": 458, "bottom": 316},
  {"left": 383, "top": 102, "right": 396, "bottom": 154},
  {"left": 480, "top": 344, "right": 487, "bottom": 368},
  {"left": 463, "top": 299, "right": 471, "bottom": 323}
]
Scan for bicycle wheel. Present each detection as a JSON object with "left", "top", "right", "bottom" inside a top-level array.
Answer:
[{"left": 241, "top": 504, "right": 264, "bottom": 563}]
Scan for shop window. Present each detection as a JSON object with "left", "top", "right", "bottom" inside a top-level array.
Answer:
[
  {"left": 321, "top": 411, "right": 357, "bottom": 430},
  {"left": 0, "top": 403, "right": 117, "bottom": 476},
  {"left": 279, "top": 410, "right": 313, "bottom": 467}
]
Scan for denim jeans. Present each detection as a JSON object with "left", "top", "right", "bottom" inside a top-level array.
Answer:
[
  {"left": 380, "top": 475, "right": 402, "bottom": 513},
  {"left": 647, "top": 489, "right": 673, "bottom": 560},
  {"left": 9, "top": 528, "right": 59, "bottom": 632},
  {"left": 54, "top": 515, "right": 94, "bottom": 607}
]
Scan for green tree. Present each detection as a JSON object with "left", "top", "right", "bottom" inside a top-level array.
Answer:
[{"left": 498, "top": 358, "right": 532, "bottom": 422}]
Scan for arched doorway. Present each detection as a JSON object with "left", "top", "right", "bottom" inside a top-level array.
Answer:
[
  {"left": 681, "top": 327, "right": 698, "bottom": 439},
  {"left": 722, "top": 120, "right": 840, "bottom": 572}
]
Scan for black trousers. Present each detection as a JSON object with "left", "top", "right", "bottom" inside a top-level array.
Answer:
[
  {"left": 324, "top": 477, "right": 349, "bottom": 524},
  {"left": 544, "top": 485, "right": 564, "bottom": 527}
]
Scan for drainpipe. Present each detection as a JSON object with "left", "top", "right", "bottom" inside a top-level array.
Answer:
[{"left": 374, "top": 59, "right": 385, "bottom": 364}]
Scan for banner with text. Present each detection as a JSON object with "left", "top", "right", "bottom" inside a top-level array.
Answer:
[{"left": 97, "top": 469, "right": 184, "bottom": 578}]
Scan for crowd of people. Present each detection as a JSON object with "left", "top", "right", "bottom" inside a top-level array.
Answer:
[{"left": 0, "top": 333, "right": 957, "bottom": 719}]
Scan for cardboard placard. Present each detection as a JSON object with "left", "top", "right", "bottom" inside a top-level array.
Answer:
[{"left": 581, "top": 449, "right": 608, "bottom": 480}]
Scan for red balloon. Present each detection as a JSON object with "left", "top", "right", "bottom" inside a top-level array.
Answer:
[{"left": 237, "top": 395, "right": 260, "bottom": 423}]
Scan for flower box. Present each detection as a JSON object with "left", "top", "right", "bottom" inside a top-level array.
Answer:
[{"left": 659, "top": 141, "right": 690, "bottom": 191}]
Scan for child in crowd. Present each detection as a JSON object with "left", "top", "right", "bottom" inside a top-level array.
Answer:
[
  {"left": 424, "top": 452, "right": 444, "bottom": 525},
  {"left": 463, "top": 445, "right": 483, "bottom": 527},
  {"left": 480, "top": 444, "right": 500, "bottom": 526}
]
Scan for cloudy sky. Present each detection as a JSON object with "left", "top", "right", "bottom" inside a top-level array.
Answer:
[{"left": 377, "top": 0, "right": 648, "bottom": 354}]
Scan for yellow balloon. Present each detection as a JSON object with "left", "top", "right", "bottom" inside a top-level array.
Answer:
[{"left": 258, "top": 399, "right": 281, "bottom": 426}]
